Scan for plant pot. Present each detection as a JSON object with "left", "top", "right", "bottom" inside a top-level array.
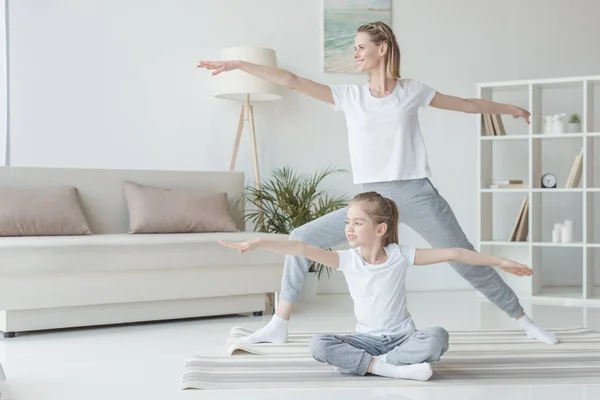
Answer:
[
  {"left": 567, "top": 122, "right": 581, "bottom": 133},
  {"left": 297, "top": 272, "right": 319, "bottom": 304}
]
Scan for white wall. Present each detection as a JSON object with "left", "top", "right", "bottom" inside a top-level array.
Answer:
[
  {"left": 0, "top": 0, "right": 6, "bottom": 166},
  {"left": 8, "top": 0, "right": 600, "bottom": 293}
]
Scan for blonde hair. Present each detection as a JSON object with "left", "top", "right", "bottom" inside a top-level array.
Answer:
[
  {"left": 351, "top": 192, "right": 399, "bottom": 247},
  {"left": 357, "top": 21, "right": 401, "bottom": 79}
]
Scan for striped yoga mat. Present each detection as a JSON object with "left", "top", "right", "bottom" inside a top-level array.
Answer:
[{"left": 182, "top": 326, "right": 600, "bottom": 390}]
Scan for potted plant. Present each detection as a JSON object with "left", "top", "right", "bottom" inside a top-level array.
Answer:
[
  {"left": 568, "top": 113, "right": 581, "bottom": 133},
  {"left": 241, "top": 166, "right": 349, "bottom": 302}
]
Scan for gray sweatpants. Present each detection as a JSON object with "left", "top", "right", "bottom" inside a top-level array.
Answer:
[
  {"left": 309, "top": 323, "right": 449, "bottom": 375},
  {"left": 280, "top": 178, "right": 525, "bottom": 319}
]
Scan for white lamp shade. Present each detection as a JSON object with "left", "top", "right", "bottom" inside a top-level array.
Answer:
[{"left": 214, "top": 46, "right": 282, "bottom": 102}]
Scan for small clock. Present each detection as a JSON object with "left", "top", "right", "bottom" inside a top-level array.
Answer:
[{"left": 541, "top": 173, "right": 557, "bottom": 188}]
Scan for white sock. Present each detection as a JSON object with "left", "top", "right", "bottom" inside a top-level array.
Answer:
[
  {"left": 372, "top": 359, "right": 433, "bottom": 381},
  {"left": 239, "top": 315, "right": 288, "bottom": 344},
  {"left": 518, "top": 315, "right": 559, "bottom": 345}
]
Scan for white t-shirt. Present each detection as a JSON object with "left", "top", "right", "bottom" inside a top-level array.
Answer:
[
  {"left": 329, "top": 79, "right": 437, "bottom": 184},
  {"left": 337, "top": 243, "right": 416, "bottom": 335}
]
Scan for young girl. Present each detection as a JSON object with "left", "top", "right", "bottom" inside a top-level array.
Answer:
[
  {"left": 200, "top": 20, "right": 557, "bottom": 346},
  {"left": 219, "top": 192, "right": 533, "bottom": 381}
]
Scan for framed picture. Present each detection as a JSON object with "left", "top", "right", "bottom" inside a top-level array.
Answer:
[{"left": 323, "top": 0, "right": 392, "bottom": 73}]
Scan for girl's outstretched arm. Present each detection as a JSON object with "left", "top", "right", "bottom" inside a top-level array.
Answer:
[
  {"left": 429, "top": 92, "right": 531, "bottom": 124},
  {"left": 219, "top": 238, "right": 339, "bottom": 270},
  {"left": 414, "top": 247, "right": 532, "bottom": 277},
  {"left": 197, "top": 60, "right": 334, "bottom": 104}
]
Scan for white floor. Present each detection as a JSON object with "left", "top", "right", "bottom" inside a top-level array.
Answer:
[{"left": 1, "top": 291, "right": 600, "bottom": 400}]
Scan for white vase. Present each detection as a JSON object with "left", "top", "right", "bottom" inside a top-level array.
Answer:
[
  {"left": 561, "top": 220, "right": 573, "bottom": 243},
  {"left": 543, "top": 115, "right": 553, "bottom": 134},
  {"left": 551, "top": 113, "right": 567, "bottom": 134},
  {"left": 297, "top": 272, "right": 319, "bottom": 304},
  {"left": 567, "top": 122, "right": 581, "bottom": 133},
  {"left": 552, "top": 223, "right": 562, "bottom": 243}
]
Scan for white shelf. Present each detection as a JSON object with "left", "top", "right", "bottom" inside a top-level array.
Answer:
[
  {"left": 531, "top": 188, "right": 584, "bottom": 192},
  {"left": 480, "top": 134, "right": 528, "bottom": 140},
  {"left": 480, "top": 241, "right": 530, "bottom": 247},
  {"left": 481, "top": 132, "right": 600, "bottom": 140},
  {"left": 532, "top": 133, "right": 585, "bottom": 139},
  {"left": 480, "top": 188, "right": 588, "bottom": 193},
  {"left": 532, "top": 242, "right": 585, "bottom": 247},
  {"left": 477, "top": 74, "right": 598, "bottom": 304},
  {"left": 535, "top": 287, "right": 584, "bottom": 300},
  {"left": 481, "top": 189, "right": 529, "bottom": 193},
  {"left": 478, "top": 75, "right": 600, "bottom": 88}
]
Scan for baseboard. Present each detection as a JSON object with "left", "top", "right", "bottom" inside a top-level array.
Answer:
[{"left": 1, "top": 294, "right": 267, "bottom": 334}]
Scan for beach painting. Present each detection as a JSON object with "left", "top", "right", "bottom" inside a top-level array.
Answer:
[{"left": 323, "top": 0, "right": 391, "bottom": 73}]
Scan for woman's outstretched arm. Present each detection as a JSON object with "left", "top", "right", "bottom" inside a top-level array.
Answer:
[
  {"left": 197, "top": 60, "right": 335, "bottom": 104},
  {"left": 429, "top": 92, "right": 531, "bottom": 124}
]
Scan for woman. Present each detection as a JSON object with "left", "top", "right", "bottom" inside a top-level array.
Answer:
[{"left": 197, "top": 21, "right": 557, "bottom": 346}]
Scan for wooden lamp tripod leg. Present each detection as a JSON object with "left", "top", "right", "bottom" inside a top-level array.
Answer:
[{"left": 230, "top": 106, "right": 245, "bottom": 171}]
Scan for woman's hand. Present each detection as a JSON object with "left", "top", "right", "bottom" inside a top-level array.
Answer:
[
  {"left": 197, "top": 60, "right": 240, "bottom": 76},
  {"left": 511, "top": 106, "right": 531, "bottom": 124},
  {"left": 499, "top": 259, "right": 533, "bottom": 277},
  {"left": 219, "top": 238, "right": 260, "bottom": 253}
]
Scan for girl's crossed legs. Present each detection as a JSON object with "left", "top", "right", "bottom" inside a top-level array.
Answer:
[{"left": 309, "top": 323, "right": 449, "bottom": 380}]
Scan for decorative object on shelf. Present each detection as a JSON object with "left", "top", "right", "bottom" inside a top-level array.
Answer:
[
  {"left": 551, "top": 220, "right": 573, "bottom": 243},
  {"left": 541, "top": 173, "right": 557, "bottom": 188},
  {"left": 561, "top": 220, "right": 573, "bottom": 243},
  {"left": 551, "top": 113, "right": 567, "bottom": 134},
  {"left": 568, "top": 113, "right": 581, "bottom": 133},
  {"left": 543, "top": 113, "right": 567, "bottom": 134},
  {"left": 323, "top": 0, "right": 391, "bottom": 73},
  {"left": 552, "top": 223, "right": 562, "bottom": 243},
  {"left": 543, "top": 115, "right": 553, "bottom": 134}
]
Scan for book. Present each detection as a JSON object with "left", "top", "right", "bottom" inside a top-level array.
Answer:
[
  {"left": 491, "top": 114, "right": 506, "bottom": 136},
  {"left": 509, "top": 196, "right": 529, "bottom": 242},
  {"left": 493, "top": 179, "right": 523, "bottom": 184},
  {"left": 565, "top": 148, "right": 583, "bottom": 188},
  {"left": 490, "top": 183, "right": 528, "bottom": 189},
  {"left": 482, "top": 114, "right": 494, "bottom": 136},
  {"left": 515, "top": 197, "right": 530, "bottom": 241}
]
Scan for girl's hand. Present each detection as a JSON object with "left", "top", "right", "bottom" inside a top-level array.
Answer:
[
  {"left": 196, "top": 60, "right": 240, "bottom": 76},
  {"left": 511, "top": 106, "right": 531, "bottom": 124},
  {"left": 219, "top": 238, "right": 260, "bottom": 253},
  {"left": 499, "top": 259, "right": 533, "bottom": 277}
]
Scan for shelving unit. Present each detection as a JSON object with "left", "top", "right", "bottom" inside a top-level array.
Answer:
[{"left": 476, "top": 75, "right": 600, "bottom": 305}]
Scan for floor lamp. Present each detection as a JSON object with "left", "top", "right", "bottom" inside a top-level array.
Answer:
[{"left": 213, "top": 46, "right": 281, "bottom": 190}]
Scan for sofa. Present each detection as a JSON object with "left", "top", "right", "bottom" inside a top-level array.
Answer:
[{"left": 0, "top": 166, "right": 287, "bottom": 338}]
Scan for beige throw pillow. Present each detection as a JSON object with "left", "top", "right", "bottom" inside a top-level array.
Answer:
[
  {"left": 0, "top": 187, "right": 93, "bottom": 236},
  {"left": 123, "top": 181, "right": 239, "bottom": 234}
]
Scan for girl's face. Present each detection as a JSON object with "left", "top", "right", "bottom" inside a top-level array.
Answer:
[
  {"left": 353, "top": 32, "right": 384, "bottom": 73},
  {"left": 345, "top": 202, "right": 386, "bottom": 248}
]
